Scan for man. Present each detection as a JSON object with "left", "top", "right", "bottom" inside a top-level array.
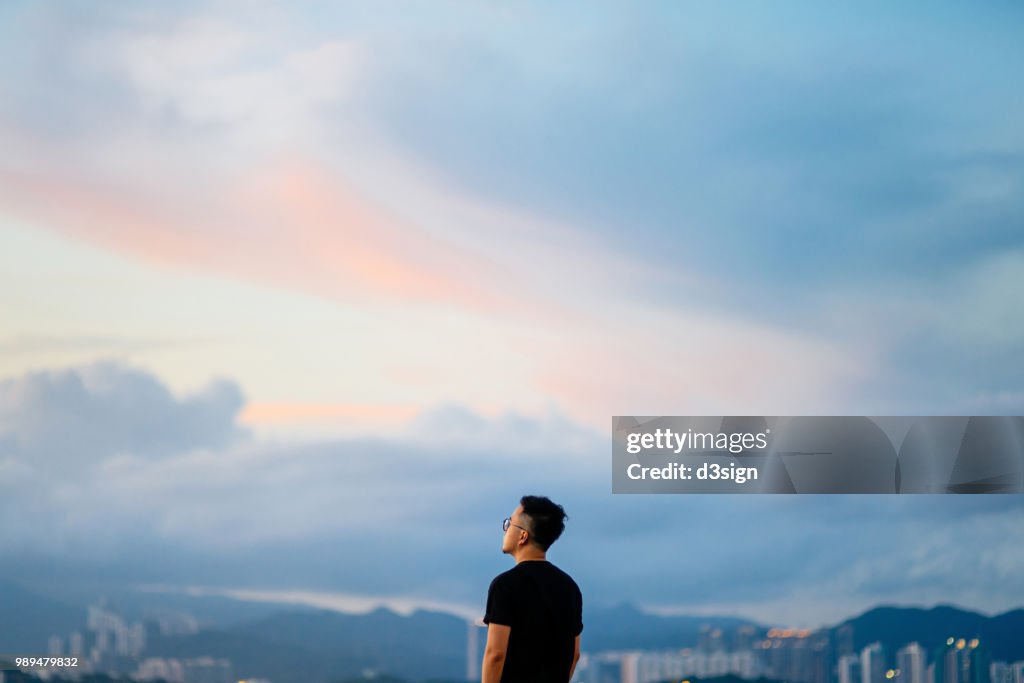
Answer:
[{"left": 482, "top": 495, "right": 583, "bottom": 683}]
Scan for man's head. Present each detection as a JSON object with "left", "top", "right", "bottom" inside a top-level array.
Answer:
[{"left": 502, "top": 495, "right": 568, "bottom": 555}]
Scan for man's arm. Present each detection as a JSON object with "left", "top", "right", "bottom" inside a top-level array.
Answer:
[
  {"left": 567, "top": 633, "right": 581, "bottom": 682},
  {"left": 481, "top": 623, "right": 511, "bottom": 683}
]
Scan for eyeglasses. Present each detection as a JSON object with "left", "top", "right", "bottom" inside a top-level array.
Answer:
[{"left": 503, "top": 517, "right": 529, "bottom": 533}]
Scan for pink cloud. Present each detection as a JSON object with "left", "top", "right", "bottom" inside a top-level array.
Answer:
[
  {"left": 0, "top": 122, "right": 867, "bottom": 427},
  {"left": 0, "top": 160, "right": 866, "bottom": 428},
  {"left": 240, "top": 401, "right": 418, "bottom": 424},
  {"left": 0, "top": 158, "right": 524, "bottom": 313}
]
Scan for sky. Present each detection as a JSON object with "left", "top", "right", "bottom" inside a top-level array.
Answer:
[{"left": 1, "top": 1, "right": 1023, "bottom": 629}]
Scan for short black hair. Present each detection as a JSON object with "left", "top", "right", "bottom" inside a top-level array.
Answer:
[{"left": 520, "top": 495, "right": 568, "bottom": 551}]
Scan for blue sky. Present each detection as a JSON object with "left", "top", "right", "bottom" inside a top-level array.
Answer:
[{"left": 0, "top": 2, "right": 1022, "bottom": 628}]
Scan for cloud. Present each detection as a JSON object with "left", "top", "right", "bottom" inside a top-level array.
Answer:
[
  {"left": 109, "top": 20, "right": 364, "bottom": 147},
  {"left": 1, "top": 362, "right": 1022, "bottom": 627},
  {"left": 0, "top": 333, "right": 203, "bottom": 357},
  {"left": 0, "top": 156, "right": 522, "bottom": 314},
  {"left": 806, "top": 248, "right": 1024, "bottom": 414},
  {"left": 0, "top": 361, "right": 246, "bottom": 472},
  {"left": 0, "top": 6, "right": 879, "bottom": 429},
  {"left": 240, "top": 401, "right": 419, "bottom": 425},
  {"left": 408, "top": 403, "right": 602, "bottom": 455},
  {"left": 353, "top": 3, "right": 1024, "bottom": 285}
]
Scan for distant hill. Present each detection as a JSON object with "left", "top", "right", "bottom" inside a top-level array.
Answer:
[
  {"left": 149, "top": 602, "right": 760, "bottom": 682},
  {"left": 10, "top": 577, "right": 322, "bottom": 628},
  {"left": 222, "top": 606, "right": 466, "bottom": 681},
  {"left": 0, "top": 579, "right": 85, "bottom": 651},
  {"left": 829, "top": 605, "right": 1024, "bottom": 662},
  {"left": 144, "top": 606, "right": 469, "bottom": 682},
  {"left": 583, "top": 603, "right": 763, "bottom": 650},
  {"left": 145, "top": 625, "right": 368, "bottom": 683}
]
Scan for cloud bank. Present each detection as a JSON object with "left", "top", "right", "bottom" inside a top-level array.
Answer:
[{"left": 1, "top": 362, "right": 1021, "bottom": 627}]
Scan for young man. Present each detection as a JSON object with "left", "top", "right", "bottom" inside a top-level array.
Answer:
[{"left": 482, "top": 495, "right": 583, "bottom": 683}]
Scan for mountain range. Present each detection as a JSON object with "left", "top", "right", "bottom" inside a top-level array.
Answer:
[{"left": 832, "top": 604, "right": 1024, "bottom": 661}]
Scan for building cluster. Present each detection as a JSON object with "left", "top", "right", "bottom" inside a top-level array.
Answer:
[
  {"left": 569, "top": 625, "right": 820, "bottom": 683},
  {"left": 840, "top": 637, "right": 1021, "bottom": 683},
  {"left": 47, "top": 598, "right": 150, "bottom": 675},
  {"left": 40, "top": 597, "right": 243, "bottom": 683},
  {"left": 576, "top": 647, "right": 762, "bottom": 683},
  {"left": 134, "top": 656, "right": 235, "bottom": 683},
  {"left": 992, "top": 661, "right": 1024, "bottom": 683},
  {"left": 468, "top": 621, "right": 1023, "bottom": 683}
]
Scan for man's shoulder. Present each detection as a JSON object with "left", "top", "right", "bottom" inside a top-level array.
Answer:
[
  {"left": 488, "top": 566, "right": 521, "bottom": 590},
  {"left": 544, "top": 562, "right": 582, "bottom": 593},
  {"left": 544, "top": 561, "right": 578, "bottom": 581}
]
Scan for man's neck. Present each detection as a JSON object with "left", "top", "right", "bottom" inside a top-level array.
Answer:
[{"left": 514, "top": 547, "right": 547, "bottom": 563}]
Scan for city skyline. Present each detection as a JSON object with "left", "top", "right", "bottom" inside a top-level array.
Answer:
[{"left": 17, "top": 590, "right": 1024, "bottom": 683}]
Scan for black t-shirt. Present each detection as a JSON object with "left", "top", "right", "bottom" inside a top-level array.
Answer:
[{"left": 483, "top": 560, "right": 583, "bottom": 683}]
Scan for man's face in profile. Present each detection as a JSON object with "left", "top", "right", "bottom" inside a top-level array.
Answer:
[{"left": 502, "top": 504, "right": 528, "bottom": 554}]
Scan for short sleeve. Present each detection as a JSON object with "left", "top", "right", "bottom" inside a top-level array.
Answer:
[
  {"left": 574, "top": 582, "right": 584, "bottom": 635},
  {"left": 483, "top": 574, "right": 515, "bottom": 626}
]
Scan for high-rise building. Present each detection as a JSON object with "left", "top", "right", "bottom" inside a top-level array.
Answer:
[
  {"left": 82, "top": 598, "right": 146, "bottom": 661},
  {"left": 181, "top": 656, "right": 232, "bottom": 683},
  {"left": 570, "top": 653, "right": 590, "bottom": 683},
  {"left": 709, "top": 649, "right": 731, "bottom": 676},
  {"left": 810, "top": 634, "right": 834, "bottom": 683},
  {"left": 95, "top": 628, "right": 110, "bottom": 653},
  {"left": 836, "top": 625, "right": 855, "bottom": 658},
  {"left": 128, "top": 622, "right": 146, "bottom": 657},
  {"left": 735, "top": 625, "right": 759, "bottom": 652},
  {"left": 840, "top": 652, "right": 863, "bottom": 683},
  {"left": 762, "top": 628, "right": 817, "bottom": 683},
  {"left": 621, "top": 651, "right": 642, "bottom": 683},
  {"left": 967, "top": 642, "right": 990, "bottom": 683},
  {"left": 898, "top": 642, "right": 927, "bottom": 683},
  {"left": 700, "top": 625, "right": 726, "bottom": 653},
  {"left": 933, "top": 637, "right": 991, "bottom": 683},
  {"left": 589, "top": 648, "right": 765, "bottom": 683},
  {"left": 992, "top": 662, "right": 1013, "bottom": 683},
  {"left": 638, "top": 647, "right": 764, "bottom": 683},
  {"left": 641, "top": 651, "right": 686, "bottom": 683},
  {"left": 466, "top": 620, "right": 486, "bottom": 681},
  {"left": 88, "top": 599, "right": 123, "bottom": 632},
  {"left": 137, "top": 657, "right": 186, "bottom": 683},
  {"left": 69, "top": 631, "right": 84, "bottom": 657},
  {"left": 861, "top": 642, "right": 886, "bottom": 683},
  {"left": 730, "top": 650, "right": 761, "bottom": 679},
  {"left": 590, "top": 652, "right": 625, "bottom": 683}
]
